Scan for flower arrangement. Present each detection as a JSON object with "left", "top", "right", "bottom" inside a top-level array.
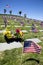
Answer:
[
  {"left": 3, "top": 28, "right": 24, "bottom": 42},
  {"left": 3, "top": 30, "right": 13, "bottom": 39},
  {"left": 14, "top": 28, "right": 24, "bottom": 42},
  {"left": 14, "top": 28, "right": 23, "bottom": 38}
]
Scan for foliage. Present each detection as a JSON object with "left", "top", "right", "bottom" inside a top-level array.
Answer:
[
  {"left": 9, "top": 10, "right": 12, "bottom": 15},
  {"left": 14, "top": 28, "right": 23, "bottom": 38},
  {"left": 19, "top": 11, "right": 22, "bottom": 16},
  {"left": 24, "top": 14, "right": 27, "bottom": 18},
  {"left": 4, "top": 9, "right": 6, "bottom": 14}
]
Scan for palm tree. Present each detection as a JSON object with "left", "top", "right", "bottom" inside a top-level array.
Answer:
[
  {"left": 4, "top": 9, "right": 6, "bottom": 14},
  {"left": 19, "top": 11, "right": 22, "bottom": 16},
  {"left": 9, "top": 10, "right": 12, "bottom": 15}
]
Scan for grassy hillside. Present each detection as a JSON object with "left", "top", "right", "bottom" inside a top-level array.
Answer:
[{"left": 0, "top": 14, "right": 43, "bottom": 65}]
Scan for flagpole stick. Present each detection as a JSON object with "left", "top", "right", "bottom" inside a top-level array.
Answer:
[
  {"left": 21, "top": 42, "right": 24, "bottom": 65},
  {"left": 21, "top": 45, "right": 23, "bottom": 65}
]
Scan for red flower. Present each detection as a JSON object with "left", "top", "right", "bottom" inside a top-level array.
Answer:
[{"left": 16, "top": 29, "right": 20, "bottom": 33}]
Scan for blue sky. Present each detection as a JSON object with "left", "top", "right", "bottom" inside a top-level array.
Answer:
[{"left": 0, "top": 0, "right": 43, "bottom": 21}]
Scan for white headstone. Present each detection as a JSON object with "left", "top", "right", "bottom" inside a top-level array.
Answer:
[
  {"left": 0, "top": 42, "right": 23, "bottom": 51},
  {"left": 26, "top": 38, "right": 41, "bottom": 43}
]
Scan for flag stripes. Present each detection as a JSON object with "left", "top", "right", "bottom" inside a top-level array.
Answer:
[{"left": 23, "top": 41, "right": 41, "bottom": 53}]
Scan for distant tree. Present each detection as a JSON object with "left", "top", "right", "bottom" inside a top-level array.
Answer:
[
  {"left": 4, "top": 9, "right": 6, "bottom": 14},
  {"left": 24, "top": 14, "right": 27, "bottom": 18},
  {"left": 19, "top": 11, "right": 22, "bottom": 16},
  {"left": 9, "top": 10, "right": 12, "bottom": 15}
]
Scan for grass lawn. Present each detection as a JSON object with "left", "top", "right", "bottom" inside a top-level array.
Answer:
[{"left": 0, "top": 14, "right": 43, "bottom": 65}]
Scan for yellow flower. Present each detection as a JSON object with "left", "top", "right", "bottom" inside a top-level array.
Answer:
[
  {"left": 3, "top": 31, "right": 12, "bottom": 39},
  {"left": 3, "top": 31, "right": 10, "bottom": 35},
  {"left": 19, "top": 31, "right": 23, "bottom": 36}
]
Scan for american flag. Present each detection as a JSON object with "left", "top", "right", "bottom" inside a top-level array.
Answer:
[
  {"left": 23, "top": 41, "right": 41, "bottom": 54},
  {"left": 6, "top": 5, "right": 10, "bottom": 8}
]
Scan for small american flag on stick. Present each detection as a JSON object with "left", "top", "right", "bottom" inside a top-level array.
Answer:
[
  {"left": 6, "top": 4, "right": 10, "bottom": 8},
  {"left": 23, "top": 41, "right": 41, "bottom": 54}
]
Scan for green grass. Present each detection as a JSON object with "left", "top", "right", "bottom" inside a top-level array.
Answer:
[{"left": 0, "top": 14, "right": 43, "bottom": 65}]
